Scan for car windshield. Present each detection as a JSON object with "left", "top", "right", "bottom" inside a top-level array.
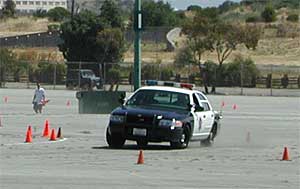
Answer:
[
  {"left": 126, "top": 89, "right": 190, "bottom": 110},
  {"left": 81, "top": 71, "right": 95, "bottom": 78}
]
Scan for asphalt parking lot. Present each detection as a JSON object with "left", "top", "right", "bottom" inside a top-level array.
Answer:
[{"left": 0, "top": 88, "right": 299, "bottom": 189}]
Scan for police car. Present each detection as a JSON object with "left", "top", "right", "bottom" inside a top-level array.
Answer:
[{"left": 106, "top": 80, "right": 222, "bottom": 149}]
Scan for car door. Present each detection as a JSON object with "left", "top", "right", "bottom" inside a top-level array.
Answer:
[{"left": 191, "top": 93, "right": 207, "bottom": 138}]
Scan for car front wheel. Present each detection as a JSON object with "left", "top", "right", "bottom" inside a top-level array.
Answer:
[
  {"left": 170, "top": 127, "right": 190, "bottom": 149},
  {"left": 106, "top": 128, "right": 125, "bottom": 149}
]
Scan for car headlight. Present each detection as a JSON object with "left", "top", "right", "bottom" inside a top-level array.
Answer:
[
  {"left": 159, "top": 119, "right": 183, "bottom": 128},
  {"left": 110, "top": 115, "right": 125, "bottom": 123}
]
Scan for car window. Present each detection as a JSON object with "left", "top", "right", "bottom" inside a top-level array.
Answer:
[
  {"left": 196, "top": 93, "right": 207, "bottom": 100},
  {"left": 126, "top": 90, "right": 190, "bottom": 110},
  {"left": 202, "top": 102, "right": 211, "bottom": 111}
]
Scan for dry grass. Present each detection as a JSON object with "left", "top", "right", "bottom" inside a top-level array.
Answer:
[{"left": 0, "top": 17, "right": 55, "bottom": 37}]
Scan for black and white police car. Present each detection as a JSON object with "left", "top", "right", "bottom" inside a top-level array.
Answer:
[{"left": 106, "top": 80, "right": 222, "bottom": 149}]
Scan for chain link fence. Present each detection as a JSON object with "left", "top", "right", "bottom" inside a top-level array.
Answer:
[{"left": 0, "top": 60, "right": 299, "bottom": 96}]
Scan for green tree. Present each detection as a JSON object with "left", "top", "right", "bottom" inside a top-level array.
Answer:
[
  {"left": 2, "top": 0, "right": 16, "bottom": 18},
  {"left": 141, "top": 0, "right": 178, "bottom": 27},
  {"left": 59, "top": 10, "right": 105, "bottom": 62},
  {"left": 47, "top": 7, "right": 70, "bottom": 22},
  {"left": 261, "top": 6, "right": 276, "bottom": 22},
  {"left": 94, "top": 28, "right": 126, "bottom": 63},
  {"left": 287, "top": 14, "right": 299, "bottom": 22},
  {"left": 99, "top": 0, "right": 124, "bottom": 29},
  {"left": 0, "top": 48, "right": 16, "bottom": 87}
]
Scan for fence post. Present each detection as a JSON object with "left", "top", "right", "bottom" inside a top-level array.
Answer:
[
  {"left": 270, "top": 64, "right": 273, "bottom": 96},
  {"left": 78, "top": 61, "right": 81, "bottom": 91},
  {"left": 240, "top": 62, "right": 244, "bottom": 95},
  {"left": 53, "top": 62, "right": 57, "bottom": 90},
  {"left": 27, "top": 62, "right": 30, "bottom": 89}
]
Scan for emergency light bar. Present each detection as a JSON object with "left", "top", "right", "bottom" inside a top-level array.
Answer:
[{"left": 145, "top": 80, "right": 195, "bottom": 90}]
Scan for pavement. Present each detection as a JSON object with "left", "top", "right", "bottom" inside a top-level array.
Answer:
[{"left": 0, "top": 88, "right": 299, "bottom": 189}]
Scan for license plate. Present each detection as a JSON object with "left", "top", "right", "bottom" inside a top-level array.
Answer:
[{"left": 133, "top": 128, "right": 147, "bottom": 136}]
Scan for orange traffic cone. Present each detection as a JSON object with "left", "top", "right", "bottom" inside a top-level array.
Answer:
[
  {"left": 233, "top": 104, "right": 237, "bottom": 110},
  {"left": 25, "top": 126, "right": 32, "bottom": 143},
  {"left": 137, "top": 150, "right": 144, "bottom": 164},
  {"left": 282, "top": 147, "right": 290, "bottom": 161},
  {"left": 57, "top": 127, "right": 63, "bottom": 139},
  {"left": 42, "top": 120, "right": 50, "bottom": 137},
  {"left": 66, "top": 100, "right": 71, "bottom": 107},
  {"left": 4, "top": 96, "right": 8, "bottom": 103},
  {"left": 49, "top": 129, "right": 56, "bottom": 141},
  {"left": 221, "top": 101, "right": 225, "bottom": 107}
]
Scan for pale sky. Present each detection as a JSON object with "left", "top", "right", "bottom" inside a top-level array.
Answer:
[{"left": 160, "top": 0, "right": 242, "bottom": 10}]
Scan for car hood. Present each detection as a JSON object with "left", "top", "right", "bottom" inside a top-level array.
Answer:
[{"left": 111, "top": 106, "right": 189, "bottom": 120}]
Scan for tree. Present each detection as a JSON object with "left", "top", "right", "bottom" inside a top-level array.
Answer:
[
  {"left": 99, "top": 0, "right": 124, "bottom": 29},
  {"left": 261, "top": 6, "right": 276, "bottom": 22},
  {"left": 2, "top": 0, "right": 16, "bottom": 18},
  {"left": 59, "top": 10, "right": 105, "bottom": 62},
  {"left": 94, "top": 28, "right": 126, "bottom": 63},
  {"left": 141, "top": 0, "right": 178, "bottom": 27},
  {"left": 47, "top": 7, "right": 70, "bottom": 22},
  {"left": 0, "top": 48, "right": 16, "bottom": 87}
]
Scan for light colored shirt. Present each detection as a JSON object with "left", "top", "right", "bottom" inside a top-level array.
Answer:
[{"left": 33, "top": 88, "right": 45, "bottom": 104}]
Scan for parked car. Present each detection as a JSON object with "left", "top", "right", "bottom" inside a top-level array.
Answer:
[{"left": 66, "top": 69, "right": 103, "bottom": 90}]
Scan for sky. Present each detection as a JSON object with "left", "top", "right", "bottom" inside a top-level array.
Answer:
[{"left": 159, "top": 0, "right": 242, "bottom": 10}]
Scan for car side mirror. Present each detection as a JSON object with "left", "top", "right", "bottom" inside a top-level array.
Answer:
[
  {"left": 118, "top": 94, "right": 126, "bottom": 105},
  {"left": 194, "top": 104, "right": 204, "bottom": 112}
]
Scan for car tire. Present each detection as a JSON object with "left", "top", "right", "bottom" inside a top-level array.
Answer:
[
  {"left": 136, "top": 140, "right": 148, "bottom": 148},
  {"left": 106, "top": 128, "right": 125, "bottom": 149},
  {"left": 170, "top": 126, "right": 190, "bottom": 149},
  {"left": 201, "top": 124, "right": 218, "bottom": 147}
]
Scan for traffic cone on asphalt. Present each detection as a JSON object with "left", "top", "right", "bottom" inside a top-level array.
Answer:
[
  {"left": 42, "top": 120, "right": 50, "bottom": 137},
  {"left": 233, "top": 104, "right": 237, "bottom": 110},
  {"left": 66, "top": 100, "right": 71, "bottom": 107},
  {"left": 25, "top": 126, "right": 33, "bottom": 143},
  {"left": 49, "top": 129, "right": 56, "bottom": 141},
  {"left": 137, "top": 150, "right": 144, "bottom": 164},
  {"left": 57, "top": 127, "right": 63, "bottom": 139},
  {"left": 282, "top": 147, "right": 290, "bottom": 161},
  {"left": 221, "top": 101, "right": 225, "bottom": 107},
  {"left": 4, "top": 96, "right": 8, "bottom": 103}
]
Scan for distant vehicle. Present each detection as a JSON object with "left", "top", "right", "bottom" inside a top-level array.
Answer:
[
  {"left": 106, "top": 80, "right": 222, "bottom": 149},
  {"left": 66, "top": 69, "right": 103, "bottom": 90}
]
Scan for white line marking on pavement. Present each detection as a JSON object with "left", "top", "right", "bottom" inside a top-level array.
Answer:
[{"left": 1, "top": 138, "right": 68, "bottom": 146}]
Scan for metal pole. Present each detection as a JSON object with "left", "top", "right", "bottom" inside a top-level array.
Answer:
[
  {"left": 53, "top": 62, "right": 57, "bottom": 90},
  {"left": 240, "top": 62, "right": 243, "bottom": 95},
  {"left": 134, "top": 0, "right": 141, "bottom": 91},
  {"left": 270, "top": 64, "right": 273, "bottom": 96}
]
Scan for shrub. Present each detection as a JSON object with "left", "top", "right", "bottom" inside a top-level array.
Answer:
[
  {"left": 261, "top": 6, "right": 276, "bottom": 23},
  {"left": 47, "top": 7, "right": 70, "bottom": 22},
  {"left": 246, "top": 16, "right": 260, "bottom": 23},
  {"left": 160, "top": 66, "right": 173, "bottom": 81},
  {"left": 142, "top": 64, "right": 160, "bottom": 80},
  {"left": 33, "top": 9, "right": 47, "bottom": 18},
  {"left": 287, "top": 14, "right": 299, "bottom": 22},
  {"left": 48, "top": 24, "right": 60, "bottom": 32}
]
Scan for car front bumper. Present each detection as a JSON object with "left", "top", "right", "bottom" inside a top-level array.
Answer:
[{"left": 108, "top": 123, "right": 184, "bottom": 143}]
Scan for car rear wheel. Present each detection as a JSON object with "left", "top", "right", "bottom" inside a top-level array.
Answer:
[
  {"left": 170, "top": 127, "right": 190, "bottom": 149},
  {"left": 106, "top": 128, "right": 125, "bottom": 149}
]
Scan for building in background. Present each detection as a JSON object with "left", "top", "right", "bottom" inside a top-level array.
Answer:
[{"left": 0, "top": 0, "right": 68, "bottom": 13}]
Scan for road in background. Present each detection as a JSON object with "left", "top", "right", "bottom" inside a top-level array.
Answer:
[{"left": 0, "top": 88, "right": 299, "bottom": 189}]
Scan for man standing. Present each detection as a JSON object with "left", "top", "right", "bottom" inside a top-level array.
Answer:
[{"left": 32, "top": 83, "right": 46, "bottom": 114}]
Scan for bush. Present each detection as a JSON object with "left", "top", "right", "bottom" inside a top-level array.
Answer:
[
  {"left": 48, "top": 24, "right": 60, "bottom": 32},
  {"left": 261, "top": 6, "right": 276, "bottom": 22},
  {"left": 47, "top": 7, "right": 70, "bottom": 22},
  {"left": 225, "top": 56, "right": 259, "bottom": 87},
  {"left": 287, "top": 14, "right": 299, "bottom": 22},
  {"left": 142, "top": 64, "right": 160, "bottom": 80},
  {"left": 33, "top": 9, "right": 47, "bottom": 18},
  {"left": 160, "top": 66, "right": 173, "bottom": 81},
  {"left": 31, "top": 62, "right": 66, "bottom": 84},
  {"left": 246, "top": 16, "right": 260, "bottom": 23}
]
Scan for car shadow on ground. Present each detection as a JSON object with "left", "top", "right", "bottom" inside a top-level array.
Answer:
[{"left": 92, "top": 144, "right": 174, "bottom": 151}]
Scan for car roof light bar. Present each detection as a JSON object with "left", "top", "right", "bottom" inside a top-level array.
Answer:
[{"left": 144, "top": 80, "right": 195, "bottom": 90}]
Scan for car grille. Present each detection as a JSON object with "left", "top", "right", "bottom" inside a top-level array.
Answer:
[{"left": 126, "top": 114, "right": 155, "bottom": 126}]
